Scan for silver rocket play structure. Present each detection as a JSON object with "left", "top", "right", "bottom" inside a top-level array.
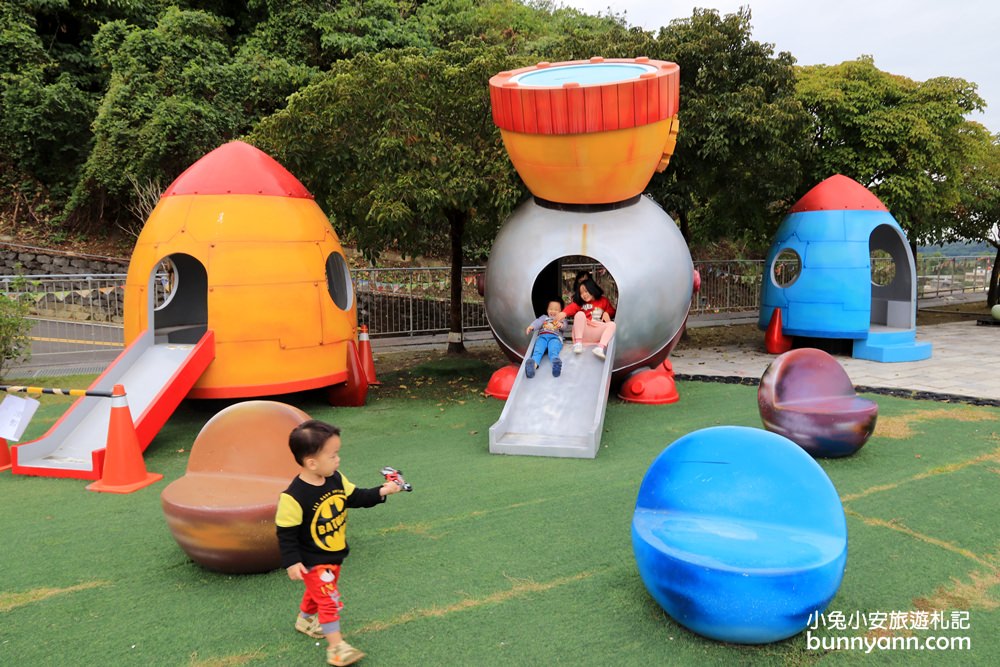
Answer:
[{"left": 484, "top": 57, "right": 696, "bottom": 458}]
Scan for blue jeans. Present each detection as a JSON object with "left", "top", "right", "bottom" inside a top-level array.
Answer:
[{"left": 531, "top": 334, "right": 563, "bottom": 366}]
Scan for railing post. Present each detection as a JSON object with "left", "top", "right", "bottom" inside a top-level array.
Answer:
[{"left": 407, "top": 271, "right": 414, "bottom": 337}]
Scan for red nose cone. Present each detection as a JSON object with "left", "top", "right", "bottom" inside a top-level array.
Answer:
[
  {"left": 789, "top": 174, "right": 887, "bottom": 213},
  {"left": 164, "top": 141, "right": 313, "bottom": 198}
]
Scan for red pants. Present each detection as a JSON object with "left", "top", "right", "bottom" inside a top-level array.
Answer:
[{"left": 300, "top": 564, "right": 344, "bottom": 625}]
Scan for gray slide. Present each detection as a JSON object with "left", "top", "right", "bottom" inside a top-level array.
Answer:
[
  {"left": 489, "top": 333, "right": 615, "bottom": 459},
  {"left": 14, "top": 329, "right": 214, "bottom": 479}
]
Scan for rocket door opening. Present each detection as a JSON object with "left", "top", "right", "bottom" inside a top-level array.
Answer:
[
  {"left": 151, "top": 253, "right": 208, "bottom": 343},
  {"left": 868, "top": 225, "right": 915, "bottom": 330},
  {"left": 529, "top": 256, "right": 619, "bottom": 320}
]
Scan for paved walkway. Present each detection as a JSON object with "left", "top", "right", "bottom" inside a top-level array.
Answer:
[
  {"left": 368, "top": 318, "right": 1000, "bottom": 404},
  {"left": 671, "top": 320, "right": 1000, "bottom": 404}
]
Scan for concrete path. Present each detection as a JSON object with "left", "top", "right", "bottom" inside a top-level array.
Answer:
[{"left": 671, "top": 320, "right": 1000, "bottom": 403}]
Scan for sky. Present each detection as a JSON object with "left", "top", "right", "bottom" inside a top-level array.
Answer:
[{"left": 561, "top": 0, "right": 1000, "bottom": 133}]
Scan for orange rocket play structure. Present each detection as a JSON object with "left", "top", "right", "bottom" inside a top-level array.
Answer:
[
  {"left": 124, "top": 140, "right": 364, "bottom": 399},
  {"left": 12, "top": 141, "right": 369, "bottom": 482}
]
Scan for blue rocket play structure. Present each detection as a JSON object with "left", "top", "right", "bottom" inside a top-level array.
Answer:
[{"left": 759, "top": 175, "right": 931, "bottom": 362}]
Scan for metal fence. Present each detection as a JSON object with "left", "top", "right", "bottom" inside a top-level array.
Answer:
[
  {"left": 2, "top": 255, "right": 992, "bottom": 358},
  {"left": 352, "top": 267, "right": 489, "bottom": 338},
  {"left": 2, "top": 275, "right": 127, "bottom": 366},
  {"left": 692, "top": 255, "right": 995, "bottom": 314},
  {"left": 691, "top": 260, "right": 767, "bottom": 314},
  {"left": 913, "top": 255, "right": 994, "bottom": 298}
]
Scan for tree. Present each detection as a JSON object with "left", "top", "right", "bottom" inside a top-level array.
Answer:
[
  {"left": 251, "top": 44, "right": 525, "bottom": 353},
  {"left": 0, "top": 0, "right": 169, "bottom": 217},
  {"left": 943, "top": 124, "right": 1000, "bottom": 306},
  {"left": 415, "top": 0, "right": 627, "bottom": 54},
  {"left": 644, "top": 8, "right": 811, "bottom": 249},
  {"left": 0, "top": 278, "right": 32, "bottom": 379},
  {"left": 315, "top": 0, "right": 431, "bottom": 59},
  {"left": 0, "top": 2, "right": 99, "bottom": 214},
  {"left": 795, "top": 56, "right": 985, "bottom": 255},
  {"left": 65, "top": 6, "right": 313, "bottom": 231}
]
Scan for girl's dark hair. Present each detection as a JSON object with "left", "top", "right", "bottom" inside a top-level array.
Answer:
[
  {"left": 289, "top": 420, "right": 341, "bottom": 465},
  {"left": 573, "top": 277, "right": 605, "bottom": 307}
]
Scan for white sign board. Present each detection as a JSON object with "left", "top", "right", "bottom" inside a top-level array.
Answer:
[{"left": 0, "top": 394, "right": 41, "bottom": 441}]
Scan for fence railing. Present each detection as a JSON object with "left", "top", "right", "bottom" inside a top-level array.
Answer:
[
  {"left": 2, "top": 274, "right": 127, "bottom": 364},
  {"left": 913, "top": 255, "right": 994, "bottom": 298},
  {"left": 691, "top": 260, "right": 767, "bottom": 314},
  {"left": 2, "top": 256, "right": 992, "bottom": 356},
  {"left": 352, "top": 267, "right": 489, "bottom": 338}
]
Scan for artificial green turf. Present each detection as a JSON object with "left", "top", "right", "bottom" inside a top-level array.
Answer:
[{"left": 1, "top": 365, "right": 998, "bottom": 666}]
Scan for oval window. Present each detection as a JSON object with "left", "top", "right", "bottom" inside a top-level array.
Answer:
[
  {"left": 870, "top": 249, "right": 896, "bottom": 286},
  {"left": 153, "top": 258, "right": 178, "bottom": 311},
  {"left": 325, "top": 252, "right": 354, "bottom": 311},
  {"left": 771, "top": 248, "right": 801, "bottom": 288}
]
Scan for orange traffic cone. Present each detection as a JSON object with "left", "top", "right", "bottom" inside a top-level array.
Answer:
[
  {"left": 0, "top": 437, "right": 10, "bottom": 472},
  {"left": 765, "top": 308, "right": 793, "bottom": 354},
  {"left": 358, "top": 325, "right": 380, "bottom": 386},
  {"left": 327, "top": 340, "right": 370, "bottom": 407},
  {"left": 87, "top": 385, "right": 163, "bottom": 494}
]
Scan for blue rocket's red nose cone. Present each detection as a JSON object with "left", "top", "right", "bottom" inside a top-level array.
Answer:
[
  {"left": 163, "top": 141, "right": 313, "bottom": 198},
  {"left": 789, "top": 175, "right": 888, "bottom": 213}
]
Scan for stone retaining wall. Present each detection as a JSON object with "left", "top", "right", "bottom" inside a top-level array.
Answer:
[{"left": 1, "top": 242, "right": 128, "bottom": 276}]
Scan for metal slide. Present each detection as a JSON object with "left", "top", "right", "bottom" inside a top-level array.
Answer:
[
  {"left": 12, "top": 329, "right": 215, "bottom": 480},
  {"left": 489, "top": 332, "right": 616, "bottom": 459}
]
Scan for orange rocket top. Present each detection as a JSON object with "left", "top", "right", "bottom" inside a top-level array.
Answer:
[{"left": 488, "top": 57, "right": 681, "bottom": 205}]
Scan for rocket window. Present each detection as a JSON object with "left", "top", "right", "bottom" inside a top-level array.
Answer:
[
  {"left": 870, "top": 249, "right": 896, "bottom": 286},
  {"left": 325, "top": 252, "right": 354, "bottom": 311},
  {"left": 772, "top": 249, "right": 801, "bottom": 288},
  {"left": 153, "top": 258, "right": 178, "bottom": 311}
]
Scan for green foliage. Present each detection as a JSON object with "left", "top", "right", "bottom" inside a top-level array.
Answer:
[
  {"left": 0, "top": 3, "right": 97, "bottom": 203},
  {"left": 645, "top": 8, "right": 811, "bottom": 247},
  {"left": 415, "top": 0, "right": 605, "bottom": 53},
  {"left": 0, "top": 70, "right": 96, "bottom": 194},
  {"left": 251, "top": 40, "right": 531, "bottom": 350},
  {"left": 1, "top": 0, "right": 997, "bottom": 266},
  {"left": 238, "top": 0, "right": 331, "bottom": 67},
  {"left": 316, "top": 0, "right": 431, "bottom": 59},
  {"left": 0, "top": 1, "right": 173, "bottom": 212},
  {"left": 946, "top": 126, "right": 1000, "bottom": 244},
  {"left": 0, "top": 2, "right": 48, "bottom": 75},
  {"left": 942, "top": 125, "right": 1000, "bottom": 304},
  {"left": 66, "top": 6, "right": 315, "bottom": 227},
  {"left": 530, "top": 4, "right": 652, "bottom": 60},
  {"left": 251, "top": 43, "right": 525, "bottom": 263},
  {"left": 0, "top": 277, "right": 33, "bottom": 379},
  {"left": 796, "top": 56, "right": 985, "bottom": 245}
]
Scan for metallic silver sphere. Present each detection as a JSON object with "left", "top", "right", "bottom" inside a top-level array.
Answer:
[{"left": 485, "top": 196, "right": 694, "bottom": 375}]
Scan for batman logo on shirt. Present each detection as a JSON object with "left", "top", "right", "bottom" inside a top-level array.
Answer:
[{"left": 310, "top": 493, "right": 347, "bottom": 551}]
